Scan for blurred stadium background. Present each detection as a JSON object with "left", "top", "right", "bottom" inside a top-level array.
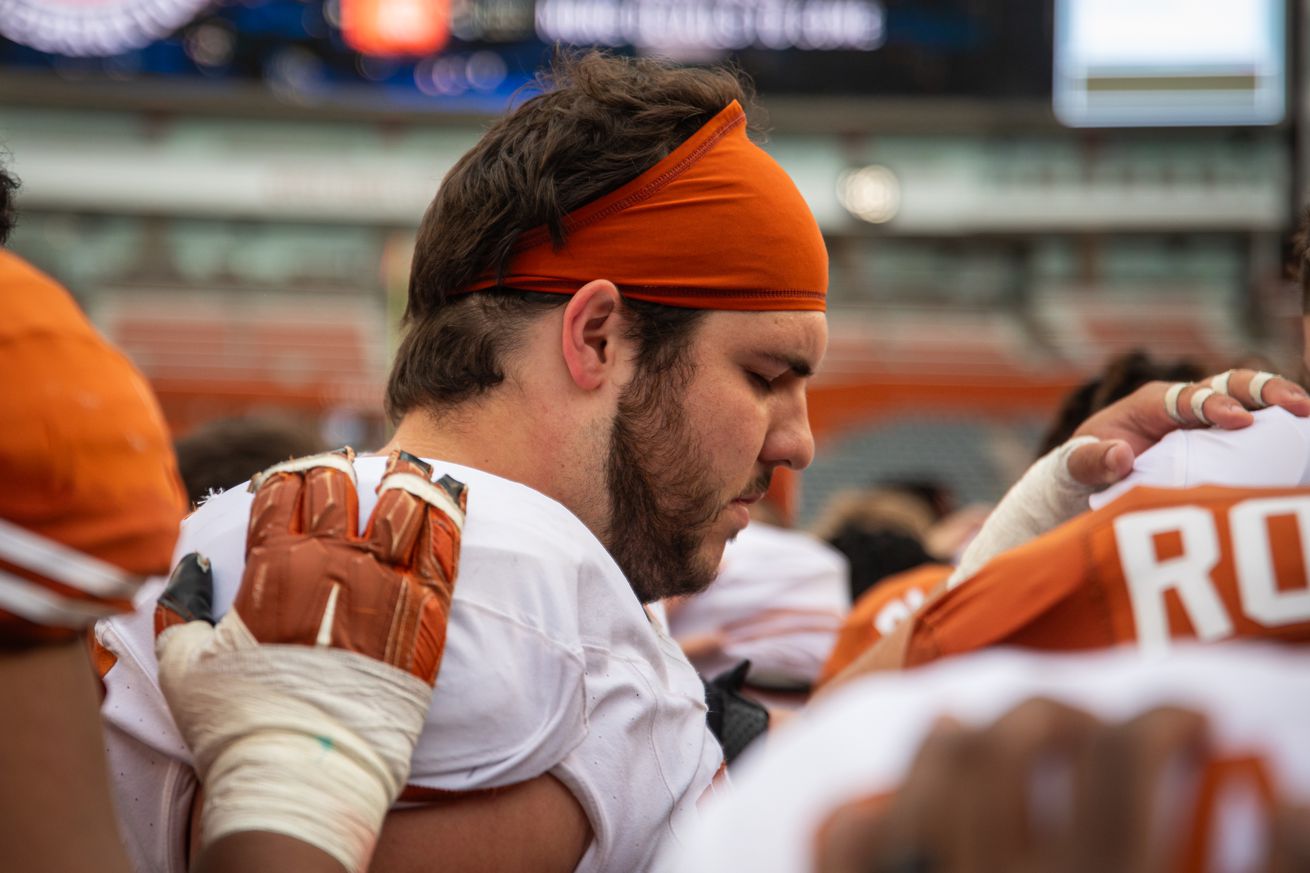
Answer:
[{"left": 0, "top": 0, "right": 1303, "bottom": 521}]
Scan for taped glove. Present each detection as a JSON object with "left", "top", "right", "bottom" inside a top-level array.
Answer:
[{"left": 155, "top": 449, "right": 466, "bottom": 873}]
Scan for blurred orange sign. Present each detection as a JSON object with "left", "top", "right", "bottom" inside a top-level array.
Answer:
[{"left": 341, "top": 0, "right": 451, "bottom": 56}]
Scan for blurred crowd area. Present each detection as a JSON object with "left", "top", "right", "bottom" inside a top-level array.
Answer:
[{"left": 1, "top": 0, "right": 1305, "bottom": 524}]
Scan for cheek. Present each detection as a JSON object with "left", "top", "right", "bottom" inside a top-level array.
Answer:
[{"left": 686, "top": 384, "right": 768, "bottom": 469}]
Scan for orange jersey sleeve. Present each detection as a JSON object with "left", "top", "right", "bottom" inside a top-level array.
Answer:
[
  {"left": 818, "top": 563, "right": 952, "bottom": 685},
  {"left": 905, "top": 485, "right": 1310, "bottom": 665}
]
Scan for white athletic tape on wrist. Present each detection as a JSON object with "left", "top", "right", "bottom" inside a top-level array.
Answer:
[
  {"left": 1163, "top": 382, "right": 1189, "bottom": 425},
  {"left": 1249, "top": 371, "right": 1275, "bottom": 408},
  {"left": 1189, "top": 387, "right": 1215, "bottom": 426},
  {"left": 1210, "top": 370, "right": 1234, "bottom": 397},
  {"left": 947, "top": 436, "right": 1100, "bottom": 590},
  {"left": 157, "top": 615, "right": 431, "bottom": 873}
]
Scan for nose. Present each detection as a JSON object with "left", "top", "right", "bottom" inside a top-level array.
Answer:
[{"left": 761, "top": 388, "right": 815, "bottom": 471}]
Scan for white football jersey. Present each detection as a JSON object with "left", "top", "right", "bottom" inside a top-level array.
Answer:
[
  {"left": 665, "top": 643, "right": 1310, "bottom": 873},
  {"left": 1093, "top": 406, "right": 1310, "bottom": 507},
  {"left": 668, "top": 522, "right": 849, "bottom": 685},
  {"left": 98, "top": 455, "right": 722, "bottom": 873}
]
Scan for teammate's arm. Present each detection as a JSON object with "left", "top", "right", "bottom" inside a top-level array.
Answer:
[
  {"left": 949, "top": 371, "right": 1310, "bottom": 588},
  {"left": 157, "top": 450, "right": 470, "bottom": 873},
  {"left": 370, "top": 775, "right": 592, "bottom": 873},
  {"left": 0, "top": 641, "right": 136, "bottom": 873},
  {"left": 815, "top": 701, "right": 1212, "bottom": 873}
]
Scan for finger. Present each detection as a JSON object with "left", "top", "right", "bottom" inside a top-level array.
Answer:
[
  {"left": 893, "top": 717, "right": 974, "bottom": 871},
  {"left": 1067, "top": 439, "right": 1135, "bottom": 487},
  {"left": 246, "top": 471, "right": 303, "bottom": 549},
  {"left": 1178, "top": 383, "right": 1251, "bottom": 429},
  {"left": 381, "top": 469, "right": 466, "bottom": 686},
  {"left": 368, "top": 452, "right": 466, "bottom": 567},
  {"left": 1224, "top": 370, "right": 1310, "bottom": 417},
  {"left": 154, "top": 552, "right": 215, "bottom": 636},
  {"left": 301, "top": 460, "right": 360, "bottom": 539},
  {"left": 413, "top": 473, "right": 467, "bottom": 586},
  {"left": 813, "top": 795, "right": 901, "bottom": 873},
  {"left": 975, "top": 699, "right": 1100, "bottom": 870},
  {"left": 1121, "top": 707, "right": 1209, "bottom": 873},
  {"left": 1269, "top": 803, "right": 1310, "bottom": 873},
  {"left": 1074, "top": 707, "right": 1209, "bottom": 873},
  {"left": 246, "top": 451, "right": 358, "bottom": 547},
  {"left": 366, "top": 453, "right": 436, "bottom": 565}
]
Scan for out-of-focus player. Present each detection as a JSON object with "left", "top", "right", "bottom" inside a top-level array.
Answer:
[
  {"left": 0, "top": 162, "right": 469, "bottom": 873},
  {"left": 0, "top": 164, "right": 189, "bottom": 873},
  {"left": 667, "top": 644, "right": 1310, "bottom": 873}
]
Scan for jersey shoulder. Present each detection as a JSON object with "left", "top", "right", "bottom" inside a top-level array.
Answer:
[
  {"left": 909, "top": 484, "right": 1310, "bottom": 664},
  {"left": 818, "top": 563, "right": 951, "bottom": 686}
]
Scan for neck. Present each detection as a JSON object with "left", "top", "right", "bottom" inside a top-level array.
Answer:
[{"left": 377, "top": 396, "right": 610, "bottom": 535}]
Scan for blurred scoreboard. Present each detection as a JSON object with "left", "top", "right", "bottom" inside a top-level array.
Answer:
[
  {"left": 0, "top": 0, "right": 1054, "bottom": 111},
  {"left": 1054, "top": 0, "right": 1287, "bottom": 127}
]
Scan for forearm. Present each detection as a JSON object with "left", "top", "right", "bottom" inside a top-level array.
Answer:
[
  {"left": 194, "top": 832, "right": 348, "bottom": 873},
  {"left": 0, "top": 641, "right": 135, "bottom": 873}
]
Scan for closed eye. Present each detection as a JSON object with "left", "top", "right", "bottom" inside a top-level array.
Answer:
[{"left": 747, "top": 370, "right": 774, "bottom": 392}]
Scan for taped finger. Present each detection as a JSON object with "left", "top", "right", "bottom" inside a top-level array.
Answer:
[
  {"left": 1163, "top": 383, "right": 1189, "bottom": 425},
  {"left": 1249, "top": 371, "right": 1275, "bottom": 408},
  {"left": 1188, "top": 387, "right": 1215, "bottom": 426},
  {"left": 246, "top": 450, "right": 357, "bottom": 546},
  {"left": 412, "top": 473, "right": 467, "bottom": 586},
  {"left": 366, "top": 451, "right": 445, "bottom": 565},
  {"left": 302, "top": 459, "right": 360, "bottom": 539},
  {"left": 1209, "top": 370, "right": 1235, "bottom": 396}
]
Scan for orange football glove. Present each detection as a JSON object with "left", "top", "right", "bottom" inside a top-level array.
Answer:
[{"left": 155, "top": 448, "right": 466, "bottom": 873}]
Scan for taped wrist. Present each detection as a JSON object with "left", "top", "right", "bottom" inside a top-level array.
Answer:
[
  {"left": 157, "top": 616, "right": 431, "bottom": 873},
  {"left": 947, "top": 436, "right": 1100, "bottom": 590}
]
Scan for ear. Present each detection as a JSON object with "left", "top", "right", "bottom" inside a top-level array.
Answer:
[{"left": 561, "top": 279, "right": 626, "bottom": 391}]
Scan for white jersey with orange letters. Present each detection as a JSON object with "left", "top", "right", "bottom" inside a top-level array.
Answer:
[
  {"left": 666, "top": 643, "right": 1310, "bottom": 873},
  {"left": 97, "top": 455, "right": 722, "bottom": 873}
]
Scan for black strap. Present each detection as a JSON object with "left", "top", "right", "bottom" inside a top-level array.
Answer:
[{"left": 702, "top": 660, "right": 770, "bottom": 765}]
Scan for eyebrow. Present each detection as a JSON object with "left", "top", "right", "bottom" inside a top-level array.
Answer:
[{"left": 762, "top": 352, "right": 815, "bottom": 379}]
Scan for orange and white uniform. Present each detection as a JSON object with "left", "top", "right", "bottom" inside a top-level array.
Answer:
[
  {"left": 899, "top": 484, "right": 1310, "bottom": 663},
  {"left": 0, "top": 251, "right": 185, "bottom": 643},
  {"left": 668, "top": 522, "right": 849, "bottom": 686},
  {"left": 817, "top": 563, "right": 951, "bottom": 684},
  {"left": 97, "top": 457, "right": 722, "bottom": 873},
  {"left": 666, "top": 643, "right": 1310, "bottom": 873}
]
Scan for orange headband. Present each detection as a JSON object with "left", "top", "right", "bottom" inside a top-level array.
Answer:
[{"left": 459, "top": 100, "right": 828, "bottom": 312}]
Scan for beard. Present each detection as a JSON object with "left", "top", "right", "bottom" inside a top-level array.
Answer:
[{"left": 603, "top": 367, "right": 768, "bottom": 604}]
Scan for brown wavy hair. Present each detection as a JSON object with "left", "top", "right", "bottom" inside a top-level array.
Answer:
[{"left": 386, "top": 51, "right": 753, "bottom": 421}]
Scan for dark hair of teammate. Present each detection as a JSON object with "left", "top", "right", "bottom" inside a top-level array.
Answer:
[
  {"left": 173, "top": 415, "right": 327, "bottom": 508},
  {"left": 1036, "top": 350, "right": 1205, "bottom": 458},
  {"left": 0, "top": 162, "right": 19, "bottom": 246},
  {"left": 1291, "top": 205, "right": 1310, "bottom": 315}
]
